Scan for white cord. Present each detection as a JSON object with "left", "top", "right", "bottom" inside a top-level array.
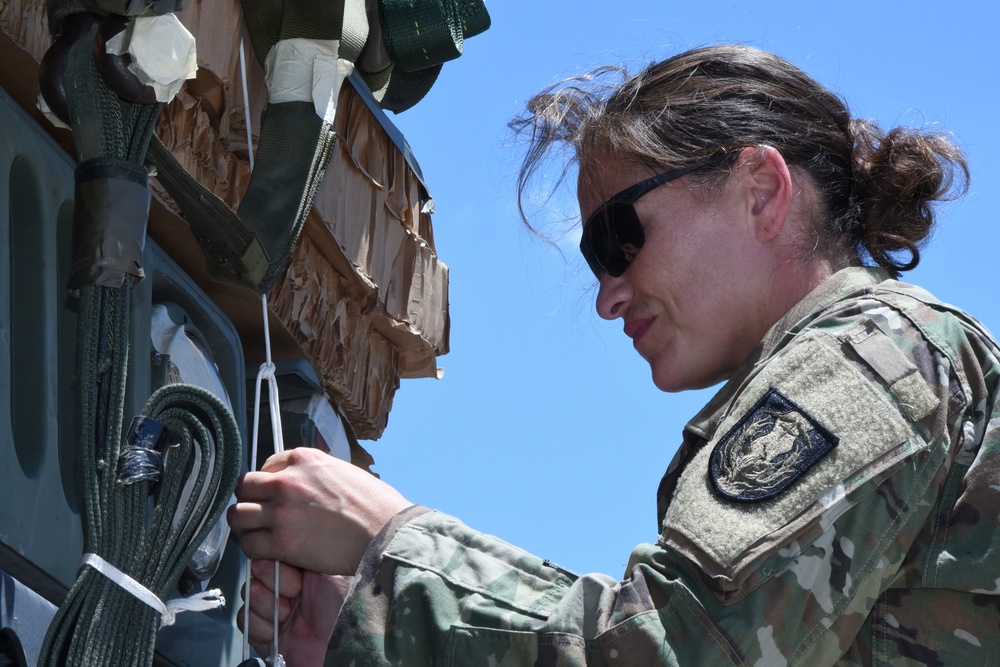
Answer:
[
  {"left": 238, "top": 32, "right": 255, "bottom": 661},
  {"left": 239, "top": 36, "right": 255, "bottom": 171},
  {"left": 80, "top": 553, "right": 225, "bottom": 627},
  {"left": 243, "top": 294, "right": 285, "bottom": 667},
  {"left": 238, "top": 34, "right": 286, "bottom": 665},
  {"left": 242, "top": 294, "right": 286, "bottom": 664}
]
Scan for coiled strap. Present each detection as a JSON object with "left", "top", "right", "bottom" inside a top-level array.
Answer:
[{"left": 39, "top": 295, "right": 242, "bottom": 666}]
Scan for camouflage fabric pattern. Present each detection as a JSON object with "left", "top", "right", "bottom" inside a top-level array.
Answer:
[{"left": 327, "top": 267, "right": 1000, "bottom": 666}]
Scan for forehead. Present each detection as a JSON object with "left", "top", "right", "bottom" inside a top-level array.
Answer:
[{"left": 577, "top": 157, "right": 651, "bottom": 219}]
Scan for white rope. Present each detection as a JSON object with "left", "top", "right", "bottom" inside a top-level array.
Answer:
[
  {"left": 237, "top": 35, "right": 287, "bottom": 665},
  {"left": 80, "top": 553, "right": 225, "bottom": 627},
  {"left": 242, "top": 293, "right": 286, "bottom": 665},
  {"left": 263, "top": 297, "right": 285, "bottom": 662},
  {"left": 238, "top": 33, "right": 255, "bottom": 661},
  {"left": 239, "top": 36, "right": 255, "bottom": 171},
  {"left": 237, "top": 30, "right": 288, "bottom": 667}
]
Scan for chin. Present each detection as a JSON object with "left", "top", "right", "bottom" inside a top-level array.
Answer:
[
  {"left": 650, "top": 368, "right": 687, "bottom": 393},
  {"left": 650, "top": 363, "right": 725, "bottom": 393}
]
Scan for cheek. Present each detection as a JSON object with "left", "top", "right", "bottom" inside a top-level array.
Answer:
[{"left": 638, "top": 245, "right": 717, "bottom": 318}]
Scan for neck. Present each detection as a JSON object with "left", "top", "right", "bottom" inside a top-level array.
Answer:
[{"left": 762, "top": 254, "right": 843, "bottom": 333}]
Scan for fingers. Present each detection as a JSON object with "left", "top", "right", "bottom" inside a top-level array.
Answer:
[
  {"left": 228, "top": 469, "right": 286, "bottom": 537},
  {"left": 230, "top": 445, "right": 409, "bottom": 574},
  {"left": 250, "top": 559, "right": 304, "bottom": 599},
  {"left": 227, "top": 500, "right": 270, "bottom": 536},
  {"left": 259, "top": 450, "right": 294, "bottom": 473},
  {"left": 229, "top": 472, "right": 276, "bottom": 540},
  {"left": 260, "top": 445, "right": 336, "bottom": 473},
  {"left": 237, "top": 585, "right": 293, "bottom": 642},
  {"left": 233, "top": 470, "right": 275, "bottom": 502},
  {"left": 237, "top": 561, "right": 301, "bottom": 643},
  {"left": 235, "top": 528, "right": 280, "bottom": 561}
]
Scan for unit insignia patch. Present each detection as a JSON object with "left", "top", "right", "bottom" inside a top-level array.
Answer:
[{"left": 709, "top": 388, "right": 839, "bottom": 502}]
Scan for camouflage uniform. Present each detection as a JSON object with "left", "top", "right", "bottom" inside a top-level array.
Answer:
[{"left": 327, "top": 267, "right": 1000, "bottom": 666}]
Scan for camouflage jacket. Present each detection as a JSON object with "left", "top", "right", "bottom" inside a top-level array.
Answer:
[{"left": 327, "top": 267, "right": 1000, "bottom": 666}]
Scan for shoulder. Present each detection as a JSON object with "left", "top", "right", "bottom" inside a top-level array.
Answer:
[{"left": 659, "top": 279, "right": 991, "bottom": 594}]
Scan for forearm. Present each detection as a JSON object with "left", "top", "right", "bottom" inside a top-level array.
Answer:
[{"left": 326, "top": 510, "right": 732, "bottom": 666}]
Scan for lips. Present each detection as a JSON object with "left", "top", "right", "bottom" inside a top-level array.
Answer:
[{"left": 624, "top": 317, "right": 654, "bottom": 342}]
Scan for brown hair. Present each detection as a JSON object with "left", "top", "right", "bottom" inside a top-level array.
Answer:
[{"left": 511, "top": 45, "right": 969, "bottom": 276}]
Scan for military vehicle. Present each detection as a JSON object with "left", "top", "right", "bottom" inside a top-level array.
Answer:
[{"left": 0, "top": 0, "right": 487, "bottom": 663}]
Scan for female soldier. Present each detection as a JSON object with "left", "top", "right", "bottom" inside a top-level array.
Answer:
[{"left": 229, "top": 45, "right": 1000, "bottom": 665}]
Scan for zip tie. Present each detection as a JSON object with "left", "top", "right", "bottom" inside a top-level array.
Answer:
[{"left": 80, "top": 553, "right": 225, "bottom": 627}]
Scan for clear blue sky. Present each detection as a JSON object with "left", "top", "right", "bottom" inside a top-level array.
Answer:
[{"left": 366, "top": 1, "right": 1000, "bottom": 578}]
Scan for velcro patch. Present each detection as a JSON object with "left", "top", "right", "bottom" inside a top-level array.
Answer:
[
  {"left": 663, "top": 334, "right": 917, "bottom": 570},
  {"left": 710, "top": 388, "right": 839, "bottom": 502}
]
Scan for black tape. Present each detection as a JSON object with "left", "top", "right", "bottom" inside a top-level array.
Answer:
[
  {"left": 67, "top": 158, "right": 150, "bottom": 290},
  {"left": 95, "top": 16, "right": 159, "bottom": 105},
  {"left": 117, "top": 416, "right": 166, "bottom": 485}
]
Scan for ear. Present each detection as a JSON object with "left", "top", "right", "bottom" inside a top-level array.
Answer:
[{"left": 737, "top": 146, "right": 793, "bottom": 243}]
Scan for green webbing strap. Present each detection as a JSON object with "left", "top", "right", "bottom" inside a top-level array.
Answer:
[
  {"left": 37, "top": 10, "right": 243, "bottom": 666},
  {"left": 145, "top": 0, "right": 366, "bottom": 293},
  {"left": 240, "top": 0, "right": 369, "bottom": 67},
  {"left": 146, "top": 137, "right": 271, "bottom": 288},
  {"left": 148, "top": 0, "right": 490, "bottom": 292},
  {"left": 146, "top": 97, "right": 340, "bottom": 292},
  {"left": 378, "top": 0, "right": 490, "bottom": 72},
  {"left": 363, "top": 0, "right": 489, "bottom": 112},
  {"left": 39, "top": 289, "right": 240, "bottom": 666},
  {"left": 240, "top": 102, "right": 338, "bottom": 288}
]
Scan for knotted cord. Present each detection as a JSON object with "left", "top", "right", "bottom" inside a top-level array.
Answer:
[
  {"left": 241, "top": 295, "right": 287, "bottom": 666},
  {"left": 238, "top": 39, "right": 287, "bottom": 664}
]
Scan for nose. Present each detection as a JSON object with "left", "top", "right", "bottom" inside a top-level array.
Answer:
[{"left": 595, "top": 272, "right": 631, "bottom": 320}]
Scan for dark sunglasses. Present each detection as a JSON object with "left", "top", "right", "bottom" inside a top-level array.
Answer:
[{"left": 580, "top": 153, "right": 729, "bottom": 278}]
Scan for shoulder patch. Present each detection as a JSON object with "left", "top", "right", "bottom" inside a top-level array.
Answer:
[{"left": 709, "top": 388, "right": 839, "bottom": 502}]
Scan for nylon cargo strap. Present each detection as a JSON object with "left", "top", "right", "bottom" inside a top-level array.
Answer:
[
  {"left": 146, "top": 0, "right": 489, "bottom": 293},
  {"left": 36, "top": 6, "right": 242, "bottom": 665}
]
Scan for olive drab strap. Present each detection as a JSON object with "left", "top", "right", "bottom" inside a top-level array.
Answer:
[
  {"left": 145, "top": 0, "right": 368, "bottom": 293},
  {"left": 365, "top": 0, "right": 491, "bottom": 112},
  {"left": 145, "top": 0, "right": 489, "bottom": 293},
  {"left": 36, "top": 5, "right": 242, "bottom": 666}
]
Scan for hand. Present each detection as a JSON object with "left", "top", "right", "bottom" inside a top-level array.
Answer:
[
  {"left": 239, "top": 559, "right": 353, "bottom": 667},
  {"left": 228, "top": 447, "right": 410, "bottom": 575}
]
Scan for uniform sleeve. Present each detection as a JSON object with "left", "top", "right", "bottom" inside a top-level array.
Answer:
[{"left": 326, "top": 318, "right": 967, "bottom": 666}]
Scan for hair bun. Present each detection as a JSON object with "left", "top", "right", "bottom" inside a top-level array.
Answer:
[{"left": 851, "top": 120, "right": 969, "bottom": 274}]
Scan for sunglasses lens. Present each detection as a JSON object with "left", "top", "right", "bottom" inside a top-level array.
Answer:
[{"left": 581, "top": 203, "right": 644, "bottom": 277}]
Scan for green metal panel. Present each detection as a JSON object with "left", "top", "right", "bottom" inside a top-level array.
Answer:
[
  {"left": 0, "top": 85, "right": 252, "bottom": 665},
  {"left": 0, "top": 88, "right": 83, "bottom": 591}
]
